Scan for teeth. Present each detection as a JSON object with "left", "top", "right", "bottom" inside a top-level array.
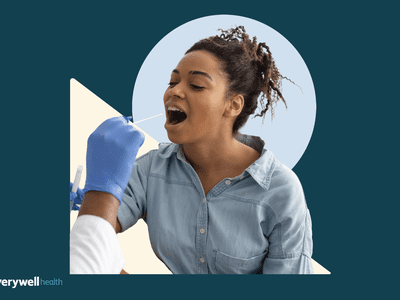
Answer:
[{"left": 167, "top": 107, "right": 183, "bottom": 112}]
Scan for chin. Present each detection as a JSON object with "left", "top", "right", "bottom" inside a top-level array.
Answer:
[
  {"left": 164, "top": 120, "right": 207, "bottom": 145},
  {"left": 166, "top": 128, "right": 198, "bottom": 146},
  {"left": 164, "top": 124, "right": 183, "bottom": 145},
  {"left": 166, "top": 132, "right": 181, "bottom": 144}
]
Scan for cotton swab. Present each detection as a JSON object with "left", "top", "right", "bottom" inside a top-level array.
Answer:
[{"left": 134, "top": 113, "right": 163, "bottom": 124}]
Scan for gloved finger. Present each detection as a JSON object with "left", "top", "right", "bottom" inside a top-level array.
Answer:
[
  {"left": 91, "top": 117, "right": 145, "bottom": 150},
  {"left": 123, "top": 116, "right": 133, "bottom": 123},
  {"left": 76, "top": 187, "right": 84, "bottom": 200},
  {"left": 89, "top": 116, "right": 132, "bottom": 142},
  {"left": 70, "top": 191, "right": 78, "bottom": 202}
]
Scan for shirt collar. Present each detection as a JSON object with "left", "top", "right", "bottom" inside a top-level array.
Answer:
[
  {"left": 158, "top": 142, "right": 180, "bottom": 159},
  {"left": 245, "top": 148, "right": 275, "bottom": 191},
  {"left": 158, "top": 143, "right": 189, "bottom": 164},
  {"left": 235, "top": 133, "right": 275, "bottom": 190},
  {"left": 158, "top": 133, "right": 276, "bottom": 191}
]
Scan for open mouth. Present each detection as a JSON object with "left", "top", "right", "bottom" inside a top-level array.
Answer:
[{"left": 167, "top": 107, "right": 187, "bottom": 125}]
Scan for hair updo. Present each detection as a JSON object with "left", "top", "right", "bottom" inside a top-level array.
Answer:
[{"left": 185, "top": 26, "right": 287, "bottom": 133}]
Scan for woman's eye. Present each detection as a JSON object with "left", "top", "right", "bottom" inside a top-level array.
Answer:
[
  {"left": 191, "top": 84, "right": 205, "bottom": 91},
  {"left": 168, "top": 82, "right": 178, "bottom": 87}
]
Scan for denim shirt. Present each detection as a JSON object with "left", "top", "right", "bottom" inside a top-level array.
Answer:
[{"left": 117, "top": 136, "right": 314, "bottom": 274}]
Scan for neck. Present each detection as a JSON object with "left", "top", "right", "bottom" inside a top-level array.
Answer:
[{"left": 182, "top": 133, "right": 247, "bottom": 176}]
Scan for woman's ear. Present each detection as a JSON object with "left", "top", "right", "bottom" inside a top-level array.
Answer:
[{"left": 224, "top": 94, "right": 244, "bottom": 118}]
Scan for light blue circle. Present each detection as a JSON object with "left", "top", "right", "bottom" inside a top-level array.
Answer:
[{"left": 133, "top": 15, "right": 316, "bottom": 169}]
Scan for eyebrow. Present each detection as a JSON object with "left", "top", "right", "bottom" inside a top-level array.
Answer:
[{"left": 172, "top": 69, "right": 213, "bottom": 82}]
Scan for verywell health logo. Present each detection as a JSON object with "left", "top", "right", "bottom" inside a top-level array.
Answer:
[{"left": 0, "top": 276, "right": 63, "bottom": 288}]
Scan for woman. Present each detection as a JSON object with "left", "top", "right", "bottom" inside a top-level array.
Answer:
[{"left": 71, "top": 26, "right": 313, "bottom": 274}]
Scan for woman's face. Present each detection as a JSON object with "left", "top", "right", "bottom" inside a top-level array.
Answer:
[{"left": 163, "top": 50, "right": 231, "bottom": 145}]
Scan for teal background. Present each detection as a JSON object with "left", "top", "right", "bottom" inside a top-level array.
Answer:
[{"left": 0, "top": 0, "right": 397, "bottom": 298}]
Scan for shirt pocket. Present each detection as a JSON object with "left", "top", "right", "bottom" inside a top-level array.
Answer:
[{"left": 212, "top": 250, "right": 266, "bottom": 274}]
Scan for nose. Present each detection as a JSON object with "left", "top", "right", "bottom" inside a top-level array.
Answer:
[{"left": 169, "top": 82, "right": 185, "bottom": 99}]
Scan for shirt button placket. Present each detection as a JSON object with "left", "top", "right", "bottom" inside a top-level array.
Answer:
[{"left": 197, "top": 196, "right": 208, "bottom": 274}]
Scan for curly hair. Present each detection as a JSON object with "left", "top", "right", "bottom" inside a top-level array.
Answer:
[{"left": 186, "top": 26, "right": 288, "bottom": 133}]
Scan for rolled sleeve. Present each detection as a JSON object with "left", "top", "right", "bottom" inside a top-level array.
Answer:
[
  {"left": 263, "top": 253, "right": 313, "bottom": 274},
  {"left": 263, "top": 208, "right": 314, "bottom": 274}
]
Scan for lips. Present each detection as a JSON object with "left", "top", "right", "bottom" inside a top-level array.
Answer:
[{"left": 165, "top": 103, "right": 187, "bottom": 125}]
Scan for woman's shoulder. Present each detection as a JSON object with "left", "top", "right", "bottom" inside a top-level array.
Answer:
[
  {"left": 269, "top": 157, "right": 302, "bottom": 192},
  {"left": 262, "top": 154, "right": 307, "bottom": 220}
]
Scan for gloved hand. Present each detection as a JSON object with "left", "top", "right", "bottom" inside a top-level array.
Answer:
[
  {"left": 82, "top": 116, "right": 145, "bottom": 203},
  {"left": 70, "top": 182, "right": 84, "bottom": 211}
]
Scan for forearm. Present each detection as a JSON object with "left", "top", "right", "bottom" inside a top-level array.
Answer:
[{"left": 78, "top": 191, "right": 122, "bottom": 233}]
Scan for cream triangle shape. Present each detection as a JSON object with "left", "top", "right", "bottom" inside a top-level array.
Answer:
[{"left": 70, "top": 78, "right": 330, "bottom": 274}]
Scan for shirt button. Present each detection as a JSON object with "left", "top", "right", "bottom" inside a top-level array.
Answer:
[
  {"left": 225, "top": 180, "right": 231, "bottom": 185},
  {"left": 200, "top": 257, "right": 205, "bottom": 263},
  {"left": 239, "top": 175, "right": 244, "bottom": 180},
  {"left": 200, "top": 228, "right": 205, "bottom": 234},
  {"left": 203, "top": 198, "right": 206, "bottom": 203}
]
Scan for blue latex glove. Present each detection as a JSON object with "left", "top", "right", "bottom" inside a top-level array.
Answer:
[
  {"left": 70, "top": 182, "right": 84, "bottom": 211},
  {"left": 82, "top": 116, "right": 145, "bottom": 203}
]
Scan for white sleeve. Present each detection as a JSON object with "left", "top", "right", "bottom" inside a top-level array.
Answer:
[{"left": 70, "top": 215, "right": 125, "bottom": 274}]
